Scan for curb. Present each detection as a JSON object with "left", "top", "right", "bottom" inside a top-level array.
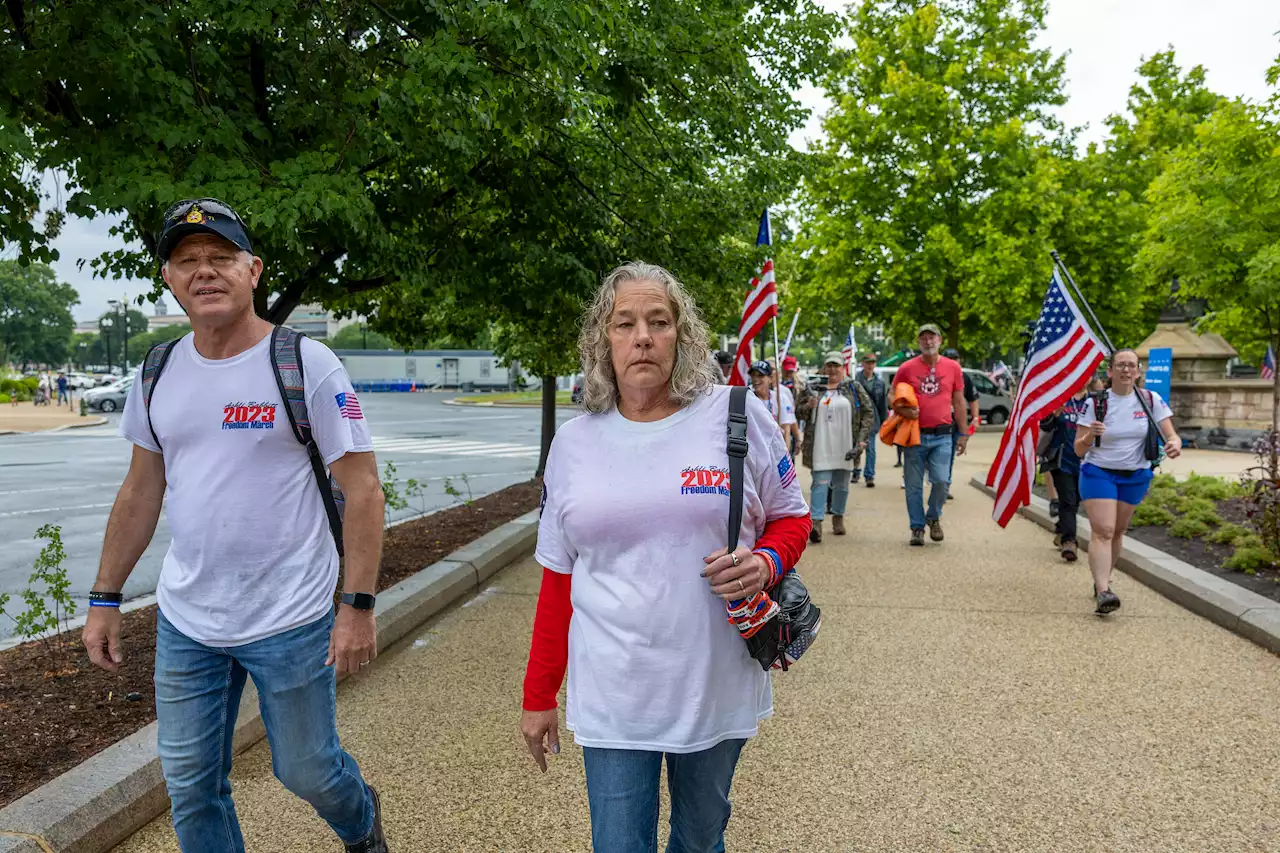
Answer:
[
  {"left": 0, "top": 511, "right": 541, "bottom": 853},
  {"left": 0, "top": 417, "right": 107, "bottom": 437},
  {"left": 968, "top": 476, "right": 1280, "bottom": 655}
]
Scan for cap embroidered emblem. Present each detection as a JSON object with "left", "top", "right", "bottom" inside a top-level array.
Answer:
[{"left": 185, "top": 207, "right": 206, "bottom": 224}]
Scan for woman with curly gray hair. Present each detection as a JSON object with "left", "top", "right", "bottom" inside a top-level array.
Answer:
[{"left": 519, "top": 261, "right": 812, "bottom": 853}]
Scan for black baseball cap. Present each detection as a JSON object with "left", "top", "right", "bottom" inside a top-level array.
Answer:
[
  {"left": 715, "top": 350, "right": 734, "bottom": 366},
  {"left": 749, "top": 360, "right": 772, "bottom": 376},
  {"left": 157, "top": 198, "right": 253, "bottom": 261}
]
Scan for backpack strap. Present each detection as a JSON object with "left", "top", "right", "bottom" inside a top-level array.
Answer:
[
  {"left": 269, "top": 326, "right": 346, "bottom": 557},
  {"left": 727, "top": 386, "right": 749, "bottom": 553},
  {"left": 140, "top": 338, "right": 181, "bottom": 451}
]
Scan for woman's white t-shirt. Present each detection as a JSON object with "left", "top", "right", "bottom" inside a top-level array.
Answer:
[
  {"left": 1076, "top": 389, "right": 1172, "bottom": 471},
  {"left": 811, "top": 390, "right": 854, "bottom": 471},
  {"left": 536, "top": 385, "right": 809, "bottom": 753}
]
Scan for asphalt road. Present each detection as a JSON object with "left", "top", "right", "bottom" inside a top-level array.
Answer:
[{"left": 0, "top": 393, "right": 574, "bottom": 643}]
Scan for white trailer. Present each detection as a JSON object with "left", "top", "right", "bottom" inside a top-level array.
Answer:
[{"left": 333, "top": 350, "right": 528, "bottom": 390}]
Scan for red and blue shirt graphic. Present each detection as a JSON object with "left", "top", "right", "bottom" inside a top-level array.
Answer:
[
  {"left": 222, "top": 402, "right": 276, "bottom": 430},
  {"left": 777, "top": 455, "right": 796, "bottom": 489}
]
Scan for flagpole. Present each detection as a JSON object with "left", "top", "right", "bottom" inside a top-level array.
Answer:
[
  {"left": 772, "top": 314, "right": 782, "bottom": 425},
  {"left": 1050, "top": 249, "right": 1161, "bottom": 434},
  {"left": 780, "top": 309, "right": 801, "bottom": 360}
]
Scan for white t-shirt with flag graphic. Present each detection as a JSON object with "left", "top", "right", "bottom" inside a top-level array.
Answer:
[
  {"left": 1076, "top": 388, "right": 1172, "bottom": 471},
  {"left": 536, "top": 384, "right": 809, "bottom": 753},
  {"left": 119, "top": 332, "right": 373, "bottom": 647}
]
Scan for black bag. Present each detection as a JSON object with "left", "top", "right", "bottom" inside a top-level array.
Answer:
[{"left": 727, "top": 386, "right": 822, "bottom": 671}]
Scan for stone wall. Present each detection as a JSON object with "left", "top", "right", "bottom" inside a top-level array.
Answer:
[{"left": 1169, "top": 379, "right": 1273, "bottom": 450}]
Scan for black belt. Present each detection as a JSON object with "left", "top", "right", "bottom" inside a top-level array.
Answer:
[
  {"left": 919, "top": 424, "right": 954, "bottom": 435},
  {"left": 1095, "top": 465, "right": 1143, "bottom": 478}
]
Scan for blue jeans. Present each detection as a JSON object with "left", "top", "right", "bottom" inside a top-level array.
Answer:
[
  {"left": 903, "top": 433, "right": 953, "bottom": 530},
  {"left": 583, "top": 739, "right": 746, "bottom": 853},
  {"left": 863, "top": 427, "right": 878, "bottom": 481},
  {"left": 155, "top": 609, "right": 374, "bottom": 852},
  {"left": 810, "top": 469, "right": 851, "bottom": 522}
]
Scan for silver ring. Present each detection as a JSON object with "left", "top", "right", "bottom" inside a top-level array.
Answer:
[
  {"left": 360, "top": 660, "right": 369, "bottom": 667},
  {"left": 730, "top": 552, "right": 740, "bottom": 566}
]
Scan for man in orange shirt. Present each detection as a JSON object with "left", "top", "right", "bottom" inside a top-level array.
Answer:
[{"left": 891, "top": 324, "right": 969, "bottom": 547}]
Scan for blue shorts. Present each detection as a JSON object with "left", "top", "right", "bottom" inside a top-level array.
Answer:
[{"left": 1079, "top": 463, "right": 1153, "bottom": 505}]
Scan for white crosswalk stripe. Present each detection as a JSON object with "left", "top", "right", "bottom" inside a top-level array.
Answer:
[{"left": 371, "top": 436, "right": 539, "bottom": 458}]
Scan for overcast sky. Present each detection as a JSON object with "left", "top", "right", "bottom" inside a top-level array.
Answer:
[{"left": 27, "top": 0, "right": 1280, "bottom": 321}]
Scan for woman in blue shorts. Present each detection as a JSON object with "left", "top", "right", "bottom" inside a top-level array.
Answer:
[{"left": 1073, "top": 350, "right": 1182, "bottom": 615}]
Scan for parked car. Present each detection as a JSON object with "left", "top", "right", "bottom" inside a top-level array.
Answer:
[
  {"left": 84, "top": 376, "right": 133, "bottom": 413},
  {"left": 65, "top": 373, "right": 97, "bottom": 390},
  {"left": 874, "top": 366, "right": 1011, "bottom": 425}
]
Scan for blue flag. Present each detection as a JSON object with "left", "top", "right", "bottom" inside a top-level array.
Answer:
[{"left": 756, "top": 208, "right": 771, "bottom": 247}]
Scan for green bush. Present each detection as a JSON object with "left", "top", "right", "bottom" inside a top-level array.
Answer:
[
  {"left": 1225, "top": 546, "right": 1276, "bottom": 573},
  {"left": 1182, "top": 506, "right": 1222, "bottom": 527},
  {"left": 1152, "top": 473, "right": 1177, "bottom": 490},
  {"left": 1131, "top": 503, "right": 1175, "bottom": 527},
  {"left": 1173, "top": 494, "right": 1217, "bottom": 515},
  {"left": 1236, "top": 533, "right": 1265, "bottom": 551},
  {"left": 1208, "top": 523, "right": 1250, "bottom": 545},
  {"left": 1178, "top": 474, "right": 1237, "bottom": 502},
  {"left": 0, "top": 393, "right": 8, "bottom": 403},
  {"left": 1169, "top": 516, "right": 1210, "bottom": 538}
]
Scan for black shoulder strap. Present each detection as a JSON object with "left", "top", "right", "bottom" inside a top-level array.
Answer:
[
  {"left": 140, "top": 338, "right": 181, "bottom": 451},
  {"left": 727, "top": 386, "right": 749, "bottom": 553},
  {"left": 269, "top": 326, "right": 346, "bottom": 557}
]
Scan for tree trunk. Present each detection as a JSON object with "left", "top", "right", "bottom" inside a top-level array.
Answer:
[
  {"left": 254, "top": 285, "right": 270, "bottom": 321},
  {"left": 535, "top": 376, "right": 556, "bottom": 478}
]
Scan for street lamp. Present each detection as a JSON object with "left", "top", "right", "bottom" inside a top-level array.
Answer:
[
  {"left": 107, "top": 298, "right": 128, "bottom": 372},
  {"left": 100, "top": 314, "right": 115, "bottom": 374}
]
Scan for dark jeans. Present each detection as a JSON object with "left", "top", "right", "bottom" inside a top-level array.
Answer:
[{"left": 1049, "top": 468, "right": 1080, "bottom": 544}]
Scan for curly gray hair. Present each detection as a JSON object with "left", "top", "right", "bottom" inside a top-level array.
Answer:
[{"left": 579, "top": 261, "right": 719, "bottom": 415}]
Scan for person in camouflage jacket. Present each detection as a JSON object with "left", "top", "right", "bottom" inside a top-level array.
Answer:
[{"left": 794, "top": 353, "right": 876, "bottom": 541}]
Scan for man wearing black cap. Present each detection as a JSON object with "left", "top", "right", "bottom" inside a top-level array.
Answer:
[
  {"left": 83, "top": 199, "right": 391, "bottom": 852},
  {"left": 891, "top": 324, "right": 969, "bottom": 547}
]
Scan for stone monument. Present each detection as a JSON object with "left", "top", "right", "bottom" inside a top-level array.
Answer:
[{"left": 1136, "top": 280, "right": 1272, "bottom": 449}]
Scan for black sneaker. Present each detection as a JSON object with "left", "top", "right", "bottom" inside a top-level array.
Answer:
[
  {"left": 865, "top": 479, "right": 875, "bottom": 489},
  {"left": 851, "top": 471, "right": 861, "bottom": 484},
  {"left": 1095, "top": 589, "right": 1121, "bottom": 615},
  {"left": 894, "top": 460, "right": 903, "bottom": 468},
  {"left": 946, "top": 492, "right": 954, "bottom": 501},
  {"left": 810, "top": 524, "right": 822, "bottom": 544},
  {"left": 1049, "top": 499, "right": 1060, "bottom": 518},
  {"left": 910, "top": 528, "right": 925, "bottom": 546},
  {"left": 346, "top": 786, "right": 389, "bottom": 853}
]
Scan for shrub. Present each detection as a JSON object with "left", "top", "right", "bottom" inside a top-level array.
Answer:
[
  {"left": 1152, "top": 473, "right": 1177, "bottom": 490},
  {"left": 1182, "top": 506, "right": 1222, "bottom": 527},
  {"left": 1178, "top": 474, "right": 1236, "bottom": 502},
  {"left": 1208, "top": 523, "right": 1250, "bottom": 545},
  {"left": 1173, "top": 495, "right": 1217, "bottom": 516},
  {"left": 0, "top": 393, "right": 8, "bottom": 403},
  {"left": 1169, "top": 516, "right": 1210, "bottom": 539},
  {"left": 1224, "top": 546, "right": 1276, "bottom": 573},
  {"left": 1131, "top": 503, "right": 1175, "bottom": 527},
  {"left": 1240, "top": 430, "right": 1280, "bottom": 564}
]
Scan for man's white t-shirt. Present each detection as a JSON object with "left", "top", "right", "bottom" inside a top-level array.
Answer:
[
  {"left": 536, "top": 385, "right": 809, "bottom": 753},
  {"left": 119, "top": 332, "right": 373, "bottom": 647},
  {"left": 1076, "top": 389, "right": 1172, "bottom": 471},
  {"left": 761, "top": 384, "right": 797, "bottom": 426}
]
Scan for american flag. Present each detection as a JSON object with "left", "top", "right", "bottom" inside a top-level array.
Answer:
[
  {"left": 1263, "top": 345, "right": 1275, "bottom": 380},
  {"left": 841, "top": 326, "right": 855, "bottom": 376},
  {"left": 985, "top": 270, "right": 1106, "bottom": 527},
  {"left": 730, "top": 209, "right": 778, "bottom": 386},
  {"left": 335, "top": 391, "right": 364, "bottom": 420}
]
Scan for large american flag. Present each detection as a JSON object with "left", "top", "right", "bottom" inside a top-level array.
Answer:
[
  {"left": 985, "top": 270, "right": 1106, "bottom": 527},
  {"left": 841, "top": 326, "right": 855, "bottom": 376},
  {"left": 1263, "top": 345, "right": 1275, "bottom": 380},
  {"left": 730, "top": 209, "right": 778, "bottom": 386}
]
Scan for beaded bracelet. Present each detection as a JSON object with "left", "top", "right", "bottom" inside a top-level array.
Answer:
[{"left": 88, "top": 591, "right": 123, "bottom": 608}]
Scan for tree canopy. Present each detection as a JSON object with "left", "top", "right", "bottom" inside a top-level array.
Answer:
[{"left": 0, "top": 260, "right": 77, "bottom": 367}]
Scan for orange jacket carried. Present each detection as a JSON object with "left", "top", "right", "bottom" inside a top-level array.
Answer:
[{"left": 878, "top": 383, "right": 921, "bottom": 448}]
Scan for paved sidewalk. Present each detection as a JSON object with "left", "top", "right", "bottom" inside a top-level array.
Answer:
[
  {"left": 114, "top": 464, "right": 1280, "bottom": 852},
  {"left": 0, "top": 400, "right": 98, "bottom": 433}
]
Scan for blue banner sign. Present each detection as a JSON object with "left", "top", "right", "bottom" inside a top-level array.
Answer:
[{"left": 1145, "top": 347, "right": 1173, "bottom": 403}]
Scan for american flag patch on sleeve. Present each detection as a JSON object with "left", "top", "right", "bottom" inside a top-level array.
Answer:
[
  {"left": 335, "top": 392, "right": 364, "bottom": 420},
  {"left": 777, "top": 455, "right": 796, "bottom": 489}
]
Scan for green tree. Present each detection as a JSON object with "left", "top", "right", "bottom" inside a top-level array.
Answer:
[
  {"left": 797, "top": 0, "right": 1068, "bottom": 354},
  {"left": 1051, "top": 50, "right": 1224, "bottom": 347},
  {"left": 0, "top": 260, "right": 77, "bottom": 367},
  {"left": 327, "top": 323, "right": 397, "bottom": 351},
  {"left": 128, "top": 322, "right": 192, "bottom": 357},
  {"left": 1138, "top": 98, "right": 1280, "bottom": 432}
]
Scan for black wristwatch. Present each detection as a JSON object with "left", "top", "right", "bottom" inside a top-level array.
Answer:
[{"left": 340, "top": 592, "right": 376, "bottom": 611}]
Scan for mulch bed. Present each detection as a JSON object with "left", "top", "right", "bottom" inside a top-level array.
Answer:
[
  {"left": 1031, "top": 485, "right": 1280, "bottom": 604},
  {"left": 0, "top": 479, "right": 543, "bottom": 809}
]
